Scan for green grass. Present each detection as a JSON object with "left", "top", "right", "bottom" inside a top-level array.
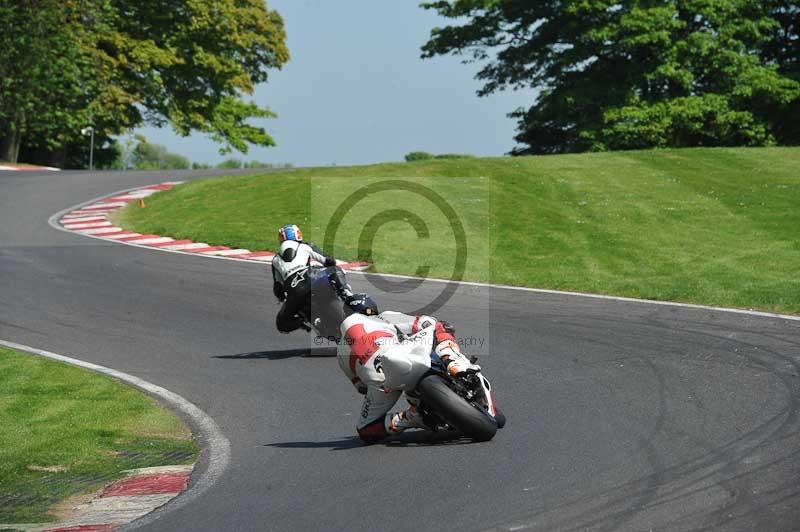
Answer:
[
  {"left": 0, "top": 347, "right": 197, "bottom": 524},
  {"left": 114, "top": 147, "right": 800, "bottom": 314}
]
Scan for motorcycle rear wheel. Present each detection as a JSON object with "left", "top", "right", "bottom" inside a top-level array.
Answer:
[
  {"left": 322, "top": 298, "right": 346, "bottom": 341},
  {"left": 418, "top": 375, "right": 497, "bottom": 442},
  {"left": 309, "top": 298, "right": 346, "bottom": 342}
]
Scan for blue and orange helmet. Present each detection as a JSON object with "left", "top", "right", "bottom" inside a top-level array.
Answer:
[{"left": 278, "top": 224, "right": 303, "bottom": 243}]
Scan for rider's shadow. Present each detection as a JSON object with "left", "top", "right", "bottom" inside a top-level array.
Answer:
[
  {"left": 264, "top": 437, "right": 364, "bottom": 451},
  {"left": 383, "top": 430, "right": 470, "bottom": 446},
  {"left": 214, "top": 347, "right": 338, "bottom": 360},
  {"left": 264, "top": 430, "right": 469, "bottom": 451}
]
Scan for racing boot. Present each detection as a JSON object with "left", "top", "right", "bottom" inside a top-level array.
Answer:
[
  {"left": 327, "top": 267, "right": 355, "bottom": 302},
  {"left": 386, "top": 404, "right": 430, "bottom": 434},
  {"left": 276, "top": 308, "right": 309, "bottom": 334},
  {"left": 294, "top": 316, "right": 312, "bottom": 332},
  {"left": 436, "top": 339, "right": 480, "bottom": 376}
]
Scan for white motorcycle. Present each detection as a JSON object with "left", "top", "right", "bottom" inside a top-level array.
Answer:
[{"left": 380, "top": 326, "right": 505, "bottom": 441}]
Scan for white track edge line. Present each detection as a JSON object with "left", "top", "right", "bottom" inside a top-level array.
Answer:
[
  {"left": 48, "top": 185, "right": 800, "bottom": 324},
  {"left": 349, "top": 271, "right": 800, "bottom": 322},
  {"left": 0, "top": 339, "right": 231, "bottom": 530}
]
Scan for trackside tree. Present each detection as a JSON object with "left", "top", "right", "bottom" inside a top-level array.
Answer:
[
  {"left": 421, "top": 1, "right": 800, "bottom": 154},
  {"left": 0, "top": 0, "right": 288, "bottom": 167}
]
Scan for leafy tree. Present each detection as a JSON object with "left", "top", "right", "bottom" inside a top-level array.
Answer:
[
  {"left": 108, "top": 136, "right": 189, "bottom": 170},
  {"left": 0, "top": 0, "right": 288, "bottom": 166},
  {"left": 130, "top": 139, "right": 190, "bottom": 170},
  {"left": 0, "top": 1, "right": 102, "bottom": 163},
  {"left": 761, "top": 1, "right": 800, "bottom": 142},
  {"left": 405, "top": 151, "right": 475, "bottom": 161},
  {"left": 434, "top": 153, "right": 475, "bottom": 159},
  {"left": 405, "top": 151, "right": 435, "bottom": 161},
  {"left": 421, "top": 1, "right": 800, "bottom": 154},
  {"left": 110, "top": 136, "right": 140, "bottom": 170},
  {"left": 217, "top": 158, "right": 243, "bottom": 169},
  {"left": 242, "top": 160, "right": 294, "bottom": 168}
]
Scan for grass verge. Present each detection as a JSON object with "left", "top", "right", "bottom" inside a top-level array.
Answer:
[
  {"left": 0, "top": 347, "right": 197, "bottom": 525},
  {"left": 114, "top": 147, "right": 800, "bottom": 315}
]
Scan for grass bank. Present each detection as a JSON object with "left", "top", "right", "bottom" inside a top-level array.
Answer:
[
  {"left": 115, "top": 147, "right": 800, "bottom": 314},
  {"left": 0, "top": 347, "right": 197, "bottom": 524}
]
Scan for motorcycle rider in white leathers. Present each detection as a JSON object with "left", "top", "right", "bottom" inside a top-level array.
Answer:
[
  {"left": 271, "top": 224, "right": 354, "bottom": 333},
  {"left": 337, "top": 305, "right": 479, "bottom": 442}
]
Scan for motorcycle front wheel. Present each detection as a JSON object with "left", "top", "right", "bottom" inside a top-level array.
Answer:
[
  {"left": 418, "top": 374, "right": 497, "bottom": 442},
  {"left": 493, "top": 406, "right": 506, "bottom": 429}
]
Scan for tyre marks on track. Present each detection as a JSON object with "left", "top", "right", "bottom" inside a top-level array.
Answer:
[{"left": 492, "top": 315, "right": 800, "bottom": 531}]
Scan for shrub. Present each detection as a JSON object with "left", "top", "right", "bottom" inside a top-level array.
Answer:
[
  {"left": 435, "top": 153, "right": 476, "bottom": 159},
  {"left": 405, "top": 151, "right": 475, "bottom": 162},
  {"left": 243, "top": 161, "right": 294, "bottom": 169},
  {"left": 405, "top": 151, "right": 434, "bottom": 162},
  {"left": 217, "top": 158, "right": 243, "bottom": 169}
]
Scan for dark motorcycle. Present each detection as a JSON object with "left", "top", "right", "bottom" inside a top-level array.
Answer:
[{"left": 295, "top": 266, "right": 350, "bottom": 342}]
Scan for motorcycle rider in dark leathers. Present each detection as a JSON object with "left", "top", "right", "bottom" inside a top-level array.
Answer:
[{"left": 271, "top": 224, "right": 355, "bottom": 333}]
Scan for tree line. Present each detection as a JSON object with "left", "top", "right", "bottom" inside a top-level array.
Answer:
[
  {"left": 113, "top": 135, "right": 292, "bottom": 170},
  {"left": 422, "top": 1, "right": 800, "bottom": 154},
  {"left": 3, "top": 1, "right": 797, "bottom": 165},
  {"left": 0, "top": 0, "right": 288, "bottom": 167}
]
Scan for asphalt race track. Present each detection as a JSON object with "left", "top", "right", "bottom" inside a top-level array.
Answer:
[{"left": 2, "top": 169, "right": 800, "bottom": 532}]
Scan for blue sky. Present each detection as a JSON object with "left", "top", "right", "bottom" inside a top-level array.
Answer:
[{"left": 135, "top": 0, "right": 535, "bottom": 167}]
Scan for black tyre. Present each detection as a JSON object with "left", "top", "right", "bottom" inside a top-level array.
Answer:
[
  {"left": 318, "top": 298, "right": 346, "bottom": 341},
  {"left": 418, "top": 375, "right": 497, "bottom": 442},
  {"left": 494, "top": 406, "right": 506, "bottom": 429}
]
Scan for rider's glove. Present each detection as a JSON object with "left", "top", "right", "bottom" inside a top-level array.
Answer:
[
  {"left": 324, "top": 256, "right": 336, "bottom": 267},
  {"left": 436, "top": 340, "right": 480, "bottom": 376},
  {"left": 442, "top": 354, "right": 480, "bottom": 376},
  {"left": 439, "top": 320, "right": 455, "bottom": 335}
]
